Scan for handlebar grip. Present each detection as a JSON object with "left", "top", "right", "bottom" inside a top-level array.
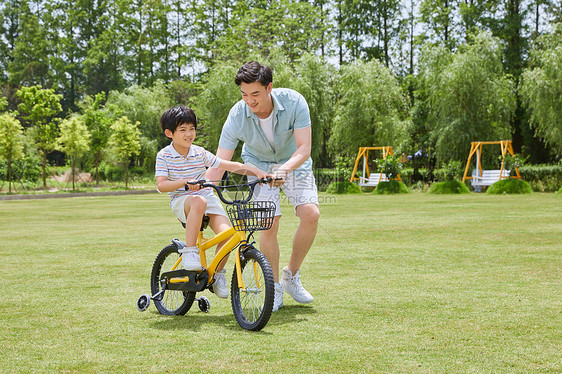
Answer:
[{"left": 184, "top": 179, "right": 206, "bottom": 190}]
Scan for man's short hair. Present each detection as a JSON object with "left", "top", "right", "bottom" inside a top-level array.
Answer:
[
  {"left": 235, "top": 61, "right": 273, "bottom": 87},
  {"left": 160, "top": 105, "right": 197, "bottom": 133}
]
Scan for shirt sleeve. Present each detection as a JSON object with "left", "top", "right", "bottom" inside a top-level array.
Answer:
[
  {"left": 155, "top": 151, "right": 168, "bottom": 177},
  {"left": 218, "top": 109, "right": 241, "bottom": 150},
  {"left": 202, "top": 149, "right": 222, "bottom": 169},
  {"left": 293, "top": 94, "right": 312, "bottom": 130}
]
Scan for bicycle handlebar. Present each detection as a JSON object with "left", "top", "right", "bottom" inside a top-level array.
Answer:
[{"left": 185, "top": 177, "right": 280, "bottom": 205}]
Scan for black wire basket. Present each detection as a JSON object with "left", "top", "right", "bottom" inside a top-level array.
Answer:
[{"left": 226, "top": 201, "right": 276, "bottom": 231}]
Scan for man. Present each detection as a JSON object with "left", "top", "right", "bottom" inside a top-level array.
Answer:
[{"left": 206, "top": 61, "right": 320, "bottom": 312}]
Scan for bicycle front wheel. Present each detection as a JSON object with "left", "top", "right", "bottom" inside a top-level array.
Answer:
[
  {"left": 151, "top": 243, "right": 196, "bottom": 315},
  {"left": 231, "top": 247, "right": 274, "bottom": 331}
]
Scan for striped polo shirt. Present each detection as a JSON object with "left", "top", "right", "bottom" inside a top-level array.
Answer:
[{"left": 155, "top": 142, "right": 222, "bottom": 202}]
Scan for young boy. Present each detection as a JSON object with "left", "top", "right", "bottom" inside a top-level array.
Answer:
[{"left": 155, "top": 105, "right": 268, "bottom": 299}]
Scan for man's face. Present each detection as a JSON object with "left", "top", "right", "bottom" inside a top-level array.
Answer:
[{"left": 240, "top": 81, "right": 273, "bottom": 117}]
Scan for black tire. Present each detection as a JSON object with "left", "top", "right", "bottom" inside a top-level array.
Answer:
[
  {"left": 151, "top": 243, "right": 196, "bottom": 315},
  {"left": 231, "top": 247, "right": 274, "bottom": 331}
]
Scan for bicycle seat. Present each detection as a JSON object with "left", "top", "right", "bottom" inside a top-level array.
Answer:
[{"left": 180, "top": 215, "right": 210, "bottom": 231}]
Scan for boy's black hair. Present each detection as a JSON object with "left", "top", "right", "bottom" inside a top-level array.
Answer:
[
  {"left": 160, "top": 105, "right": 197, "bottom": 133},
  {"left": 235, "top": 61, "right": 273, "bottom": 87}
]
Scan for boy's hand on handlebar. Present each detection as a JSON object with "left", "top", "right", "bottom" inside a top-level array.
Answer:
[{"left": 185, "top": 179, "right": 203, "bottom": 191}]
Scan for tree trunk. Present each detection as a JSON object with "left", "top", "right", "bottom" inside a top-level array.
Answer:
[
  {"left": 42, "top": 150, "right": 47, "bottom": 188},
  {"left": 8, "top": 156, "right": 12, "bottom": 193}
]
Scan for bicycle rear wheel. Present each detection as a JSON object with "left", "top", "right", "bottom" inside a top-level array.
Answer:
[
  {"left": 151, "top": 244, "right": 195, "bottom": 315},
  {"left": 231, "top": 247, "right": 274, "bottom": 331}
]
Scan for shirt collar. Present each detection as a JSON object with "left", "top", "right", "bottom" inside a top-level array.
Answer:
[{"left": 169, "top": 142, "right": 194, "bottom": 158}]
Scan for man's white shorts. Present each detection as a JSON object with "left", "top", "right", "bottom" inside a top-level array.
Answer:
[
  {"left": 248, "top": 164, "right": 319, "bottom": 216},
  {"left": 170, "top": 192, "right": 227, "bottom": 223}
]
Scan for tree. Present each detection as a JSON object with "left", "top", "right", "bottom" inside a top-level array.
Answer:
[
  {"left": 418, "top": 31, "right": 516, "bottom": 164},
  {"left": 56, "top": 115, "right": 90, "bottom": 190},
  {"left": 329, "top": 59, "right": 410, "bottom": 158},
  {"left": 108, "top": 116, "right": 141, "bottom": 188},
  {"left": 520, "top": 24, "right": 562, "bottom": 156},
  {"left": 291, "top": 53, "right": 337, "bottom": 167},
  {"left": 105, "top": 82, "right": 172, "bottom": 145},
  {"left": 190, "top": 63, "right": 241, "bottom": 154},
  {"left": 17, "top": 85, "right": 63, "bottom": 187},
  {"left": 8, "top": 1, "right": 51, "bottom": 86},
  {"left": 214, "top": 0, "right": 325, "bottom": 64},
  {"left": 0, "top": 112, "right": 24, "bottom": 192},
  {"left": 79, "top": 92, "right": 112, "bottom": 184},
  {"left": 419, "top": 0, "right": 458, "bottom": 50},
  {"left": 0, "top": 0, "right": 22, "bottom": 84}
]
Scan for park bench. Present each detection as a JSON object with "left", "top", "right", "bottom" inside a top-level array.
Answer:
[
  {"left": 359, "top": 173, "right": 389, "bottom": 187},
  {"left": 471, "top": 169, "right": 510, "bottom": 192}
]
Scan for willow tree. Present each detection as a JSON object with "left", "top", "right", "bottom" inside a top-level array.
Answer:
[
  {"left": 417, "top": 31, "right": 516, "bottom": 164},
  {"left": 520, "top": 24, "right": 562, "bottom": 156},
  {"left": 330, "top": 59, "right": 410, "bottom": 159}
]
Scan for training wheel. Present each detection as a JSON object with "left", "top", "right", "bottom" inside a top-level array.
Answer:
[
  {"left": 198, "top": 296, "right": 210, "bottom": 313},
  {"left": 137, "top": 294, "right": 151, "bottom": 312}
]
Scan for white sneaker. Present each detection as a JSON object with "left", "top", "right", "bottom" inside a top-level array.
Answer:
[
  {"left": 282, "top": 267, "right": 313, "bottom": 304},
  {"left": 272, "top": 282, "right": 284, "bottom": 312},
  {"left": 212, "top": 269, "right": 228, "bottom": 299},
  {"left": 179, "top": 247, "right": 202, "bottom": 271}
]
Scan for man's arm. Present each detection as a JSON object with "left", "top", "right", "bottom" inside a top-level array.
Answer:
[
  {"left": 276, "top": 126, "right": 312, "bottom": 177},
  {"left": 205, "top": 147, "right": 235, "bottom": 182}
]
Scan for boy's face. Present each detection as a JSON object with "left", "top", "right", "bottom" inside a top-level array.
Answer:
[
  {"left": 240, "top": 81, "right": 273, "bottom": 118},
  {"left": 165, "top": 122, "right": 196, "bottom": 151}
]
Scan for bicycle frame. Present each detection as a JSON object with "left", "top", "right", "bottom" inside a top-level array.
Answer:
[
  {"left": 167, "top": 225, "right": 249, "bottom": 290},
  {"left": 163, "top": 177, "right": 279, "bottom": 293}
]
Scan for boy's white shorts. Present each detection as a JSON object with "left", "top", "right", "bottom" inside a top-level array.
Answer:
[
  {"left": 248, "top": 163, "right": 319, "bottom": 217},
  {"left": 170, "top": 192, "right": 227, "bottom": 223}
]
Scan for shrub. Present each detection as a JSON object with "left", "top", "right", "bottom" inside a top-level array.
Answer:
[
  {"left": 502, "top": 153, "right": 527, "bottom": 174},
  {"left": 373, "top": 180, "right": 410, "bottom": 194},
  {"left": 377, "top": 155, "right": 403, "bottom": 180},
  {"left": 428, "top": 179, "right": 470, "bottom": 194},
  {"left": 518, "top": 164, "right": 562, "bottom": 192},
  {"left": 486, "top": 178, "right": 532, "bottom": 194},
  {"left": 557, "top": 186, "right": 562, "bottom": 195},
  {"left": 98, "top": 161, "right": 125, "bottom": 181},
  {"left": 400, "top": 167, "right": 414, "bottom": 185},
  {"left": 432, "top": 168, "right": 446, "bottom": 182},
  {"left": 0, "top": 153, "right": 42, "bottom": 183},
  {"left": 326, "top": 181, "right": 362, "bottom": 194},
  {"left": 314, "top": 169, "right": 337, "bottom": 191},
  {"left": 442, "top": 160, "right": 463, "bottom": 181}
]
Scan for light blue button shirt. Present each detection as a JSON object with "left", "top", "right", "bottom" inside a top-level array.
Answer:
[{"left": 219, "top": 88, "right": 313, "bottom": 172}]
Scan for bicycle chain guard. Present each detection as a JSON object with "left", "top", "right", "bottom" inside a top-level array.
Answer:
[{"left": 160, "top": 269, "right": 209, "bottom": 292}]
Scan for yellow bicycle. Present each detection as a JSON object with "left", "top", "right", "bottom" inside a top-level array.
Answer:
[{"left": 137, "top": 178, "right": 277, "bottom": 331}]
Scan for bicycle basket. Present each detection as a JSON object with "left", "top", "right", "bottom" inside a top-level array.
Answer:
[{"left": 226, "top": 201, "right": 276, "bottom": 231}]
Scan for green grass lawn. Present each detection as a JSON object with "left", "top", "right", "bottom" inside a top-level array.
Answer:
[{"left": 0, "top": 192, "right": 560, "bottom": 373}]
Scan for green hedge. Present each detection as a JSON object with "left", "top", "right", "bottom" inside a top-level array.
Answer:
[
  {"left": 518, "top": 164, "right": 562, "bottom": 192},
  {"left": 373, "top": 180, "right": 410, "bottom": 194},
  {"left": 486, "top": 179, "right": 532, "bottom": 194},
  {"left": 428, "top": 179, "right": 470, "bottom": 194},
  {"left": 326, "top": 181, "right": 362, "bottom": 194}
]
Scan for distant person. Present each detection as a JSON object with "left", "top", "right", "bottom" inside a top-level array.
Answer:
[
  {"left": 156, "top": 105, "right": 268, "bottom": 299},
  {"left": 206, "top": 61, "right": 320, "bottom": 311}
]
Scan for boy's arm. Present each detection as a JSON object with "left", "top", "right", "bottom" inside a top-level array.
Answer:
[
  {"left": 157, "top": 176, "right": 200, "bottom": 192},
  {"left": 206, "top": 147, "right": 234, "bottom": 182}
]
